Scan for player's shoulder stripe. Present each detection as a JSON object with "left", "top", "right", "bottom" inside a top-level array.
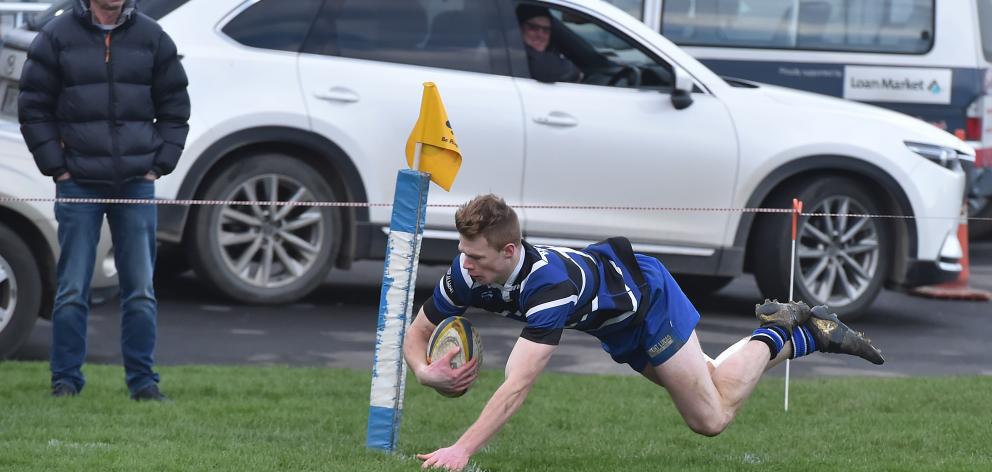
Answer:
[
  {"left": 438, "top": 255, "right": 475, "bottom": 307},
  {"left": 541, "top": 247, "right": 590, "bottom": 294},
  {"left": 524, "top": 280, "right": 577, "bottom": 310},
  {"left": 525, "top": 295, "right": 578, "bottom": 318},
  {"left": 519, "top": 249, "right": 549, "bottom": 294},
  {"left": 455, "top": 254, "right": 476, "bottom": 289},
  {"left": 437, "top": 276, "right": 462, "bottom": 308}
]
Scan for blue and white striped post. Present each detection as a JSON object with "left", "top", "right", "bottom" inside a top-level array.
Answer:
[{"left": 366, "top": 169, "right": 430, "bottom": 451}]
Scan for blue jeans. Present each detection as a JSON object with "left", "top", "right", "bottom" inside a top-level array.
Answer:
[{"left": 51, "top": 179, "right": 160, "bottom": 395}]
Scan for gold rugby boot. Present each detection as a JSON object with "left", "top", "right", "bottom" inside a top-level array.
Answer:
[
  {"left": 805, "top": 305, "right": 884, "bottom": 365},
  {"left": 754, "top": 299, "right": 812, "bottom": 331}
]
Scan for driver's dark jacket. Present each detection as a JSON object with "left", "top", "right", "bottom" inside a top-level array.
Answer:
[
  {"left": 18, "top": 1, "right": 190, "bottom": 184},
  {"left": 525, "top": 45, "right": 581, "bottom": 83}
]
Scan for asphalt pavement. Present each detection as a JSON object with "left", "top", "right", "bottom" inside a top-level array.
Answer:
[{"left": 12, "top": 242, "right": 992, "bottom": 379}]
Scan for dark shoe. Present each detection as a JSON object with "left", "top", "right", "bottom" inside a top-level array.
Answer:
[
  {"left": 131, "top": 384, "right": 168, "bottom": 402},
  {"left": 755, "top": 299, "right": 811, "bottom": 331},
  {"left": 51, "top": 382, "right": 78, "bottom": 398},
  {"left": 805, "top": 305, "right": 885, "bottom": 365}
]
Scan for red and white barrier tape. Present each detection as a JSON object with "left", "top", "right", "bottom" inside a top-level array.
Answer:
[{"left": 0, "top": 196, "right": 990, "bottom": 221}]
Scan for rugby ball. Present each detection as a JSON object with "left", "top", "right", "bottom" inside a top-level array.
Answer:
[{"left": 427, "top": 316, "right": 483, "bottom": 396}]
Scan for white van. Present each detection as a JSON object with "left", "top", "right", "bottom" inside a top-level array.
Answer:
[{"left": 608, "top": 0, "right": 992, "bottom": 237}]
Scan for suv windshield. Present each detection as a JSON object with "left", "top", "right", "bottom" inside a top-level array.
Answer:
[{"left": 27, "top": 0, "right": 187, "bottom": 29}]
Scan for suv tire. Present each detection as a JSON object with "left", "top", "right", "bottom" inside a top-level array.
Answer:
[
  {"left": 0, "top": 222, "right": 42, "bottom": 358},
  {"left": 189, "top": 154, "right": 341, "bottom": 304},
  {"left": 752, "top": 176, "right": 892, "bottom": 320}
]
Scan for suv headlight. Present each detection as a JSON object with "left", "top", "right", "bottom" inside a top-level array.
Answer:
[{"left": 904, "top": 142, "right": 961, "bottom": 169}]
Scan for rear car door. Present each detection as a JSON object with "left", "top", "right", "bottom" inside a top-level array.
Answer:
[{"left": 297, "top": 0, "right": 527, "bottom": 234}]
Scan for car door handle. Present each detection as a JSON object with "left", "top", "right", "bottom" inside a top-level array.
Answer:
[
  {"left": 314, "top": 87, "right": 360, "bottom": 103},
  {"left": 533, "top": 112, "right": 578, "bottom": 127}
]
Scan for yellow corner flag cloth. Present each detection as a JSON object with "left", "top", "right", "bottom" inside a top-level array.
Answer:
[{"left": 405, "top": 82, "right": 461, "bottom": 191}]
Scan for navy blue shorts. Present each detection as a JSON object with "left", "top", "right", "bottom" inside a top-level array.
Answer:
[{"left": 599, "top": 255, "right": 700, "bottom": 372}]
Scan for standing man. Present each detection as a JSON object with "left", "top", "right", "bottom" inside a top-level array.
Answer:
[
  {"left": 18, "top": 0, "right": 190, "bottom": 400},
  {"left": 404, "top": 195, "right": 883, "bottom": 471}
]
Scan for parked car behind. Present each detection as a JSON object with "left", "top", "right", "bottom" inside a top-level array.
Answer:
[
  {"left": 0, "top": 0, "right": 971, "bottom": 323},
  {"left": 0, "top": 122, "right": 116, "bottom": 358}
]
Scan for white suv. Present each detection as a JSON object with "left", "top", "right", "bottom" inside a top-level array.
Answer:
[{"left": 0, "top": 0, "right": 969, "bottom": 322}]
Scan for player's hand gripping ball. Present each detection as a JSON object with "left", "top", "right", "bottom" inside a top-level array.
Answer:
[{"left": 427, "top": 316, "right": 483, "bottom": 397}]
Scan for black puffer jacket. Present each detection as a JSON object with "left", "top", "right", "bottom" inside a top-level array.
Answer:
[{"left": 18, "top": 0, "right": 190, "bottom": 184}]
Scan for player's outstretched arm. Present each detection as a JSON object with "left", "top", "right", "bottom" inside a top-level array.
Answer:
[
  {"left": 404, "top": 308, "right": 478, "bottom": 395},
  {"left": 418, "top": 337, "right": 556, "bottom": 471}
]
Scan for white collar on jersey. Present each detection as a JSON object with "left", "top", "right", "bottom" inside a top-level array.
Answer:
[{"left": 493, "top": 249, "right": 526, "bottom": 301}]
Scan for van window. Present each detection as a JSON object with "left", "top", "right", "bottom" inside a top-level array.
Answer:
[
  {"left": 660, "top": 0, "right": 934, "bottom": 54},
  {"left": 301, "top": 0, "right": 506, "bottom": 75}
]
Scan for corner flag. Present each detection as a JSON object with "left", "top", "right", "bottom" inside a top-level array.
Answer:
[{"left": 405, "top": 82, "right": 461, "bottom": 191}]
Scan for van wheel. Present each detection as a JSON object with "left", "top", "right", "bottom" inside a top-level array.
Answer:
[
  {"left": 0, "top": 222, "right": 42, "bottom": 359},
  {"left": 190, "top": 154, "right": 341, "bottom": 304},
  {"left": 752, "top": 177, "right": 891, "bottom": 321}
]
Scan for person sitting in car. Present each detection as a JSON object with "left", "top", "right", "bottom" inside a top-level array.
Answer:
[{"left": 518, "top": 5, "right": 581, "bottom": 83}]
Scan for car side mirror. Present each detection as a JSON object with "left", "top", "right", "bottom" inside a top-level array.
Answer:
[{"left": 671, "top": 66, "right": 694, "bottom": 110}]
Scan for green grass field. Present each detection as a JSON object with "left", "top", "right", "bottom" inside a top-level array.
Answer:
[{"left": 1, "top": 362, "right": 989, "bottom": 471}]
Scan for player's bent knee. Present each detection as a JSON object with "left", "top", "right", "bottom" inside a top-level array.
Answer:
[
  {"left": 685, "top": 413, "right": 731, "bottom": 437},
  {"left": 687, "top": 420, "right": 726, "bottom": 437}
]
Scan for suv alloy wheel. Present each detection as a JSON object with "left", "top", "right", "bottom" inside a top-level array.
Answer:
[
  {"left": 0, "top": 222, "right": 42, "bottom": 358},
  {"left": 189, "top": 154, "right": 341, "bottom": 304},
  {"left": 752, "top": 177, "right": 892, "bottom": 320}
]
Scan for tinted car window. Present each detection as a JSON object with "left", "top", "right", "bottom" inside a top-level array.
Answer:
[
  {"left": 516, "top": 5, "right": 674, "bottom": 90},
  {"left": 222, "top": 0, "right": 322, "bottom": 53},
  {"left": 28, "top": 0, "right": 188, "bottom": 29},
  {"left": 302, "top": 0, "right": 506, "bottom": 75}
]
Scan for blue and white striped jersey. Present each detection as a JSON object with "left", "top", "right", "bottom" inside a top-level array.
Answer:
[{"left": 423, "top": 239, "right": 651, "bottom": 345}]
